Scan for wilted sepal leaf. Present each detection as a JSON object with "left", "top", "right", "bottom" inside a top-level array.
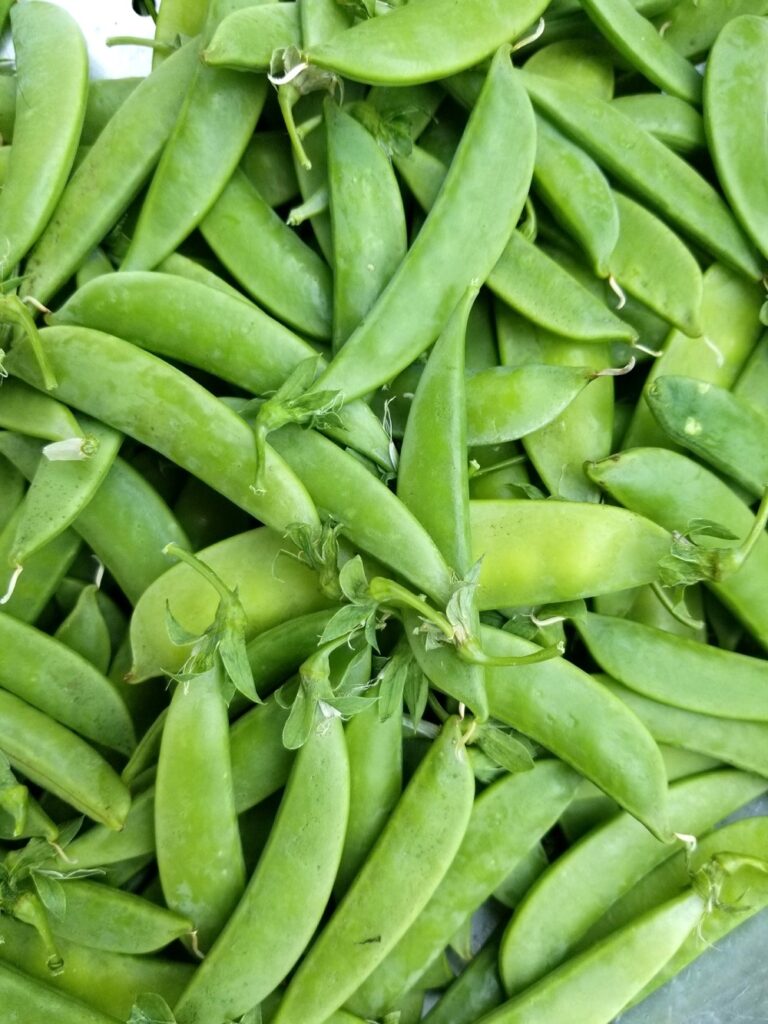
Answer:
[
  {"left": 282, "top": 681, "right": 319, "bottom": 750},
  {"left": 475, "top": 725, "right": 535, "bottom": 774},
  {"left": 164, "top": 602, "right": 203, "bottom": 647},
  {"left": 282, "top": 519, "right": 343, "bottom": 599},
  {"left": 445, "top": 560, "right": 483, "bottom": 647},
  {"left": 31, "top": 872, "right": 66, "bottom": 921},
  {"left": 319, "top": 603, "right": 376, "bottom": 645},
  {"left": 336, "top": 0, "right": 376, "bottom": 19},
  {"left": 126, "top": 993, "right": 177, "bottom": 1024},
  {"left": 404, "top": 664, "right": 429, "bottom": 731},
  {"left": 339, "top": 555, "right": 369, "bottom": 603}
]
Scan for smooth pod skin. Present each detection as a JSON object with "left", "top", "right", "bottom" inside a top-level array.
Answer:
[
  {"left": 611, "top": 92, "right": 705, "bottom": 153},
  {"left": 0, "top": 961, "right": 121, "bottom": 1024},
  {"left": 523, "top": 38, "right": 615, "bottom": 100},
  {"left": 80, "top": 77, "right": 142, "bottom": 144},
  {"left": 647, "top": 375, "right": 768, "bottom": 495},
  {"left": 153, "top": 0, "right": 209, "bottom": 64},
  {"left": 173, "top": 713, "right": 349, "bottom": 1024},
  {"left": 660, "top": 0, "right": 768, "bottom": 59},
  {"left": 0, "top": 507, "right": 80, "bottom": 625},
  {"left": 347, "top": 761, "right": 581, "bottom": 1019},
  {"left": 5, "top": 327, "right": 320, "bottom": 538},
  {"left": 311, "top": 48, "right": 536, "bottom": 402},
  {"left": 0, "top": 688, "right": 131, "bottom": 829},
  {"left": 575, "top": 613, "right": 768, "bottom": 721},
  {"left": 54, "top": 584, "right": 112, "bottom": 674},
  {"left": 242, "top": 608, "right": 338, "bottom": 700},
  {"left": 0, "top": 3, "right": 87, "bottom": 274},
  {"left": 240, "top": 131, "right": 300, "bottom": 207},
  {"left": 0, "top": 456, "right": 24, "bottom": 532},
  {"left": 498, "top": 769, "right": 765, "bottom": 998},
  {"left": 203, "top": 3, "right": 301, "bottom": 68},
  {"left": 229, "top": 695, "right": 294, "bottom": 813},
  {"left": 0, "top": 380, "right": 81, "bottom": 441},
  {"left": 20, "top": 40, "right": 199, "bottom": 306},
  {"left": 470, "top": 500, "right": 670, "bottom": 608},
  {"left": 518, "top": 70, "right": 761, "bottom": 280},
  {"left": 421, "top": 933, "right": 505, "bottom": 1024},
  {"left": 481, "top": 625, "right": 669, "bottom": 837},
  {"left": 0, "top": 614, "right": 134, "bottom": 754},
  {"left": 271, "top": 718, "right": 475, "bottom": 1024},
  {"left": 301, "top": 0, "right": 352, "bottom": 46},
  {"left": 734, "top": 329, "right": 768, "bottom": 413},
  {"left": 303, "top": 0, "right": 549, "bottom": 84}
]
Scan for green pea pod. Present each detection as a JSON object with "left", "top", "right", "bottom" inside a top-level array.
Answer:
[
  {"left": 523, "top": 38, "right": 615, "bottom": 100},
  {"left": 0, "top": 505, "right": 81, "bottom": 624},
  {"left": 301, "top": 0, "right": 352, "bottom": 46},
  {"left": 0, "top": 614, "right": 134, "bottom": 754},
  {"left": 20, "top": 39, "right": 199, "bottom": 307},
  {"left": 129, "top": 527, "right": 332, "bottom": 682},
  {"left": 53, "top": 584, "right": 112, "bottom": 674},
  {"left": 62, "top": 785, "right": 155, "bottom": 870},
  {"left": 240, "top": 131, "right": 300, "bottom": 207},
  {"left": 518, "top": 70, "right": 761, "bottom": 280},
  {"left": 623, "top": 263, "right": 763, "bottom": 449},
  {"left": 0, "top": 379, "right": 81, "bottom": 441},
  {"left": 173, "top": 711, "right": 349, "bottom": 1024},
  {"left": 659, "top": 0, "right": 768, "bottom": 59},
  {"left": 647, "top": 375, "right": 768, "bottom": 496},
  {"left": 347, "top": 761, "right": 580, "bottom": 1019},
  {"left": 203, "top": 2, "right": 301, "bottom": 67},
  {"left": 4, "top": 327, "right": 320, "bottom": 538},
  {"left": 312, "top": 47, "right": 535, "bottom": 402},
  {"left": 0, "top": 3, "right": 87, "bottom": 273},
  {"left": 80, "top": 77, "right": 142, "bottom": 144},
  {"left": 0, "top": 961, "right": 120, "bottom": 1024},
  {"left": 734, "top": 329, "right": 768, "bottom": 413},
  {"left": 270, "top": 717, "right": 474, "bottom": 1024},
  {"left": 0, "top": 689, "right": 130, "bottom": 828},
  {"left": 50, "top": 273, "right": 393, "bottom": 471},
  {"left": 153, "top": 0, "right": 209, "bottom": 64},
  {"left": 230, "top": 695, "right": 294, "bottom": 813},
  {"left": 202, "top": 168, "right": 333, "bottom": 339},
  {"left": 608, "top": 190, "right": 703, "bottom": 337},
  {"left": 0, "top": 455, "right": 24, "bottom": 532},
  {"left": 302, "top": 0, "right": 549, "bottom": 84},
  {"left": 498, "top": 769, "right": 765, "bottom": 997},
  {"left": 158, "top": 251, "right": 249, "bottom": 301},
  {"left": 243, "top": 607, "right": 339, "bottom": 701},
  {"left": 612, "top": 93, "right": 705, "bottom": 153},
  {"left": 586, "top": 447, "right": 768, "bottom": 650},
  {"left": 422, "top": 931, "right": 505, "bottom": 1024},
  {"left": 326, "top": 99, "right": 407, "bottom": 351}
]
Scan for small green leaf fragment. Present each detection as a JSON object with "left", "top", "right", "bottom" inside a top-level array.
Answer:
[{"left": 476, "top": 725, "right": 535, "bottom": 774}]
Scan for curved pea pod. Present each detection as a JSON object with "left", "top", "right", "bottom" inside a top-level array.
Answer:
[
  {"left": 0, "top": 689, "right": 130, "bottom": 829},
  {"left": 0, "top": 455, "right": 24, "bottom": 532},
  {"left": 4, "top": 327, "right": 320, "bottom": 538},
  {"left": 326, "top": 99, "right": 407, "bottom": 351},
  {"left": 405, "top": 618, "right": 488, "bottom": 723},
  {"left": 54, "top": 584, "right": 112, "bottom": 674},
  {"left": 488, "top": 891, "right": 704, "bottom": 1024},
  {"left": 240, "top": 131, "right": 300, "bottom": 207},
  {"left": 62, "top": 786, "right": 155, "bottom": 869},
  {"left": 301, "top": 0, "right": 549, "bottom": 84},
  {"left": 50, "top": 273, "right": 392, "bottom": 472},
  {"left": 518, "top": 70, "right": 761, "bottom": 280},
  {"left": 6, "top": 418, "right": 121, "bottom": 569},
  {"left": 470, "top": 500, "right": 670, "bottom": 609},
  {"left": 422, "top": 932, "right": 505, "bottom": 1024},
  {"left": 498, "top": 769, "right": 765, "bottom": 998},
  {"left": 313, "top": 48, "right": 536, "bottom": 402},
  {"left": 80, "top": 77, "right": 142, "bottom": 144},
  {"left": 586, "top": 447, "right": 768, "bottom": 650},
  {"left": 659, "top": 0, "right": 768, "bottom": 59},
  {"left": 734, "top": 329, "right": 768, "bottom": 413},
  {"left": 129, "top": 527, "right": 333, "bottom": 682},
  {"left": 269, "top": 717, "right": 474, "bottom": 1024},
  {"left": 20, "top": 39, "right": 199, "bottom": 307},
  {"left": 0, "top": 916, "right": 194, "bottom": 1021},
  {"left": 0, "top": 614, "right": 134, "bottom": 754},
  {"left": 602, "top": 677, "right": 768, "bottom": 779},
  {"left": 0, "top": 379, "right": 80, "bottom": 441},
  {"left": 481, "top": 625, "right": 669, "bottom": 837},
  {"left": 156, "top": 670, "right": 245, "bottom": 953},
  {"left": 172, "top": 712, "right": 349, "bottom": 1024},
  {"left": 0, "top": 962, "right": 121, "bottom": 1024},
  {"left": 203, "top": 2, "right": 301, "bottom": 68},
  {"left": 647, "top": 375, "right": 768, "bottom": 496},
  {"left": 523, "top": 38, "right": 615, "bottom": 100},
  {"left": 202, "top": 168, "right": 333, "bottom": 339},
  {"left": 607, "top": 191, "right": 703, "bottom": 337},
  {"left": 301, "top": 0, "right": 353, "bottom": 45},
  {"left": 243, "top": 607, "right": 338, "bottom": 699},
  {"left": 230, "top": 695, "right": 294, "bottom": 813},
  {"left": 0, "top": 3, "right": 87, "bottom": 273},
  {"left": 466, "top": 364, "right": 595, "bottom": 446},
  {"left": 347, "top": 761, "right": 580, "bottom": 1019},
  {"left": 153, "top": 0, "right": 209, "bottom": 64},
  {"left": 0, "top": 505, "right": 80, "bottom": 624},
  {"left": 612, "top": 93, "right": 705, "bottom": 153}
]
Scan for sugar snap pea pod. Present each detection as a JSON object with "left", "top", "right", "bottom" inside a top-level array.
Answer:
[
  {"left": 230, "top": 695, "right": 294, "bottom": 812},
  {"left": 62, "top": 786, "right": 155, "bottom": 869},
  {"left": 602, "top": 677, "right": 768, "bottom": 779},
  {"left": 575, "top": 612, "right": 768, "bottom": 721},
  {"left": 4, "top": 327, "right": 320, "bottom": 538},
  {"left": 518, "top": 70, "right": 761, "bottom": 280},
  {"left": 297, "top": 0, "right": 548, "bottom": 85},
  {"left": 326, "top": 99, "right": 407, "bottom": 351},
  {"left": 244, "top": 608, "right": 339, "bottom": 698},
  {"left": 269, "top": 424, "right": 453, "bottom": 603},
  {"left": 50, "top": 273, "right": 393, "bottom": 471},
  {"left": 173, "top": 711, "right": 349, "bottom": 1024},
  {"left": 0, "top": 689, "right": 130, "bottom": 828},
  {"left": 158, "top": 251, "right": 249, "bottom": 302},
  {"left": 347, "top": 761, "right": 580, "bottom": 1019},
  {"left": 0, "top": 961, "right": 121, "bottom": 1024},
  {"left": 0, "top": 379, "right": 80, "bottom": 441},
  {"left": 498, "top": 769, "right": 764, "bottom": 997},
  {"left": 122, "top": 2, "right": 268, "bottom": 272},
  {"left": 0, "top": 505, "right": 80, "bottom": 624},
  {"left": 75, "top": 248, "right": 114, "bottom": 290},
  {"left": 608, "top": 191, "right": 703, "bottom": 336},
  {"left": 0, "top": 3, "right": 87, "bottom": 275},
  {"left": 204, "top": 3, "right": 302, "bottom": 68},
  {"left": 53, "top": 583, "right": 111, "bottom": 675},
  {"left": 0, "top": 615, "right": 134, "bottom": 755},
  {"left": 79, "top": 77, "right": 142, "bottom": 145},
  {"left": 153, "top": 0, "right": 209, "bottom": 63},
  {"left": 470, "top": 500, "right": 670, "bottom": 609},
  {"left": 523, "top": 38, "right": 615, "bottom": 100},
  {"left": 422, "top": 931, "right": 505, "bottom": 1024},
  {"left": 129, "top": 527, "right": 332, "bottom": 682},
  {"left": 658, "top": 0, "right": 768, "bottom": 58},
  {"left": 310, "top": 48, "right": 535, "bottom": 402},
  {"left": 705, "top": 16, "right": 768, "bottom": 263},
  {"left": 581, "top": 0, "right": 703, "bottom": 104},
  {"left": 301, "top": 0, "right": 353, "bottom": 46},
  {"left": 6, "top": 418, "right": 121, "bottom": 570},
  {"left": 0, "top": 455, "right": 23, "bottom": 532},
  {"left": 480, "top": 624, "right": 669, "bottom": 836},
  {"left": 241, "top": 131, "right": 300, "bottom": 207},
  {"left": 269, "top": 717, "right": 474, "bottom": 1024},
  {"left": 586, "top": 447, "right": 768, "bottom": 649},
  {"left": 734, "top": 329, "right": 768, "bottom": 413},
  {"left": 623, "top": 262, "right": 763, "bottom": 448},
  {"left": 647, "top": 376, "right": 768, "bottom": 496},
  {"left": 611, "top": 93, "right": 705, "bottom": 153},
  {"left": 20, "top": 40, "right": 198, "bottom": 307}
]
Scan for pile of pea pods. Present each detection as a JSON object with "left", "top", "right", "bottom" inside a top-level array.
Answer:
[{"left": 2, "top": 0, "right": 768, "bottom": 1020}]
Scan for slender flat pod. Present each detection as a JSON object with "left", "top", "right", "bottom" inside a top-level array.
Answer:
[
  {"left": 0, "top": 962, "right": 121, "bottom": 1024},
  {"left": 80, "top": 78, "right": 142, "bottom": 144},
  {"left": 421, "top": 933, "right": 505, "bottom": 1024},
  {"left": 0, "top": 379, "right": 81, "bottom": 441},
  {"left": 523, "top": 39, "right": 615, "bottom": 100},
  {"left": 312, "top": 48, "right": 535, "bottom": 401},
  {"left": 229, "top": 695, "right": 294, "bottom": 812},
  {"left": 203, "top": 3, "right": 301, "bottom": 68},
  {"left": 659, "top": 0, "right": 768, "bottom": 59},
  {"left": 4, "top": 327, "right": 320, "bottom": 538},
  {"left": 518, "top": 70, "right": 761, "bottom": 279},
  {"left": 0, "top": 3, "right": 87, "bottom": 275},
  {"left": 612, "top": 93, "right": 705, "bottom": 153},
  {"left": 0, "top": 505, "right": 80, "bottom": 625},
  {"left": 53, "top": 583, "right": 113, "bottom": 674}
]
